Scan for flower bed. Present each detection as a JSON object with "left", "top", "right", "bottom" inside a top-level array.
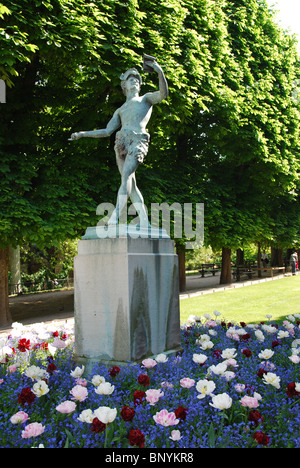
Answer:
[{"left": 0, "top": 313, "right": 299, "bottom": 448}]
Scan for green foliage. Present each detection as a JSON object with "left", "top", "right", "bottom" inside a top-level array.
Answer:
[
  {"left": 20, "top": 239, "right": 77, "bottom": 274},
  {"left": 0, "top": 0, "right": 299, "bottom": 253}
]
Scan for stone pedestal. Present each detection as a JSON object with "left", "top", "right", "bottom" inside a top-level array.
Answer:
[{"left": 74, "top": 232, "right": 181, "bottom": 373}]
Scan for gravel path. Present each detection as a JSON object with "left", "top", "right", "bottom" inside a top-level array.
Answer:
[
  {"left": 7, "top": 289, "right": 74, "bottom": 327},
  {"left": 2, "top": 271, "right": 290, "bottom": 335}
]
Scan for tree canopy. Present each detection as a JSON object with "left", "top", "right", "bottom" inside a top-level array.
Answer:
[{"left": 0, "top": 0, "right": 300, "bottom": 322}]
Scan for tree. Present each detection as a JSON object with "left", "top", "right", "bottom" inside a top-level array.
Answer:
[
  {"left": 1, "top": 0, "right": 204, "bottom": 323},
  {"left": 198, "top": 0, "right": 300, "bottom": 282},
  {"left": 0, "top": 0, "right": 114, "bottom": 325}
]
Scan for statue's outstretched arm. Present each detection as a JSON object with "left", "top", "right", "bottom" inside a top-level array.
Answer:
[{"left": 69, "top": 110, "right": 121, "bottom": 141}]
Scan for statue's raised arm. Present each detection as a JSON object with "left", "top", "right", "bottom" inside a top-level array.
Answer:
[{"left": 143, "top": 55, "right": 168, "bottom": 105}]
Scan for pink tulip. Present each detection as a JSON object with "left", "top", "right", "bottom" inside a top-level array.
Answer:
[
  {"left": 56, "top": 400, "right": 76, "bottom": 414},
  {"left": 142, "top": 358, "right": 157, "bottom": 369},
  {"left": 10, "top": 411, "right": 29, "bottom": 424},
  {"left": 52, "top": 337, "right": 67, "bottom": 348},
  {"left": 180, "top": 378, "right": 195, "bottom": 388},
  {"left": 145, "top": 389, "right": 164, "bottom": 405},
  {"left": 240, "top": 395, "right": 259, "bottom": 408},
  {"left": 169, "top": 430, "right": 181, "bottom": 441},
  {"left": 289, "top": 355, "right": 300, "bottom": 364},
  {"left": 70, "top": 385, "right": 88, "bottom": 402},
  {"left": 205, "top": 320, "right": 218, "bottom": 328},
  {"left": 153, "top": 409, "right": 179, "bottom": 427},
  {"left": 21, "top": 422, "right": 45, "bottom": 438}
]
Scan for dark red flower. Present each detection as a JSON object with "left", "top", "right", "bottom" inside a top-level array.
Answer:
[
  {"left": 286, "top": 382, "right": 300, "bottom": 398},
  {"left": 33, "top": 342, "right": 49, "bottom": 351},
  {"left": 133, "top": 390, "right": 146, "bottom": 406},
  {"left": 121, "top": 405, "right": 135, "bottom": 422},
  {"left": 242, "top": 348, "right": 252, "bottom": 358},
  {"left": 17, "top": 338, "right": 31, "bottom": 352},
  {"left": 257, "top": 368, "right": 268, "bottom": 379},
  {"left": 248, "top": 410, "right": 264, "bottom": 427},
  {"left": 272, "top": 340, "right": 280, "bottom": 349},
  {"left": 18, "top": 387, "right": 35, "bottom": 406},
  {"left": 128, "top": 429, "right": 145, "bottom": 448},
  {"left": 253, "top": 431, "right": 270, "bottom": 446},
  {"left": 175, "top": 406, "right": 188, "bottom": 422},
  {"left": 213, "top": 349, "right": 222, "bottom": 359},
  {"left": 245, "top": 384, "right": 255, "bottom": 395},
  {"left": 138, "top": 374, "right": 150, "bottom": 387},
  {"left": 240, "top": 321, "right": 246, "bottom": 328},
  {"left": 90, "top": 417, "right": 106, "bottom": 434},
  {"left": 241, "top": 333, "right": 251, "bottom": 342},
  {"left": 47, "top": 362, "right": 57, "bottom": 374},
  {"left": 109, "top": 366, "right": 121, "bottom": 377}
]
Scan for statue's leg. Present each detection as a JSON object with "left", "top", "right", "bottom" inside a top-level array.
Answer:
[
  {"left": 107, "top": 153, "right": 138, "bottom": 225},
  {"left": 107, "top": 155, "right": 123, "bottom": 225},
  {"left": 130, "top": 174, "right": 150, "bottom": 227},
  {"left": 128, "top": 135, "right": 150, "bottom": 227},
  {"left": 108, "top": 132, "right": 149, "bottom": 226}
]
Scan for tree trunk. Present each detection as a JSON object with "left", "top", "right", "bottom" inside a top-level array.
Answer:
[
  {"left": 9, "top": 245, "right": 22, "bottom": 295},
  {"left": 271, "top": 247, "right": 283, "bottom": 267},
  {"left": 257, "top": 242, "right": 262, "bottom": 278},
  {"left": 177, "top": 250, "right": 186, "bottom": 292},
  {"left": 220, "top": 247, "right": 232, "bottom": 284},
  {"left": 0, "top": 247, "right": 12, "bottom": 328},
  {"left": 236, "top": 248, "right": 244, "bottom": 266},
  {"left": 175, "top": 243, "right": 186, "bottom": 292}
]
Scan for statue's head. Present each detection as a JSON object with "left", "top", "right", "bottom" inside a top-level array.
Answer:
[{"left": 120, "top": 68, "right": 142, "bottom": 95}]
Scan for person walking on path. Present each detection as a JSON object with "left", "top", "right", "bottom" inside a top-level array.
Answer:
[{"left": 290, "top": 251, "right": 298, "bottom": 276}]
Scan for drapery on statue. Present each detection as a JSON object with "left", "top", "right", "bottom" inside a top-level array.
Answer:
[{"left": 70, "top": 55, "right": 168, "bottom": 226}]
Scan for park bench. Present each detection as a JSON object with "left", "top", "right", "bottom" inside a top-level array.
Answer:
[
  {"left": 255, "top": 266, "right": 285, "bottom": 278},
  {"left": 199, "top": 264, "right": 221, "bottom": 277},
  {"left": 232, "top": 264, "right": 257, "bottom": 281}
]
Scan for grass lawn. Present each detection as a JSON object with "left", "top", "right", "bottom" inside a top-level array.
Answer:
[{"left": 179, "top": 274, "right": 300, "bottom": 325}]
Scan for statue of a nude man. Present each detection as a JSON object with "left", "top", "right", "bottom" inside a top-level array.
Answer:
[{"left": 70, "top": 58, "right": 168, "bottom": 226}]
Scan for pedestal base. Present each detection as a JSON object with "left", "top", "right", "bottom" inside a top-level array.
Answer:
[{"left": 74, "top": 236, "right": 181, "bottom": 374}]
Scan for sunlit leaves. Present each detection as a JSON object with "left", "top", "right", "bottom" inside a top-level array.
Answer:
[{"left": 0, "top": 0, "right": 299, "bottom": 253}]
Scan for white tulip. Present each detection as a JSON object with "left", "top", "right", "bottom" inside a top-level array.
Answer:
[
  {"left": 94, "top": 406, "right": 117, "bottom": 424},
  {"left": 196, "top": 379, "right": 216, "bottom": 399},
  {"left": 209, "top": 393, "right": 232, "bottom": 410}
]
